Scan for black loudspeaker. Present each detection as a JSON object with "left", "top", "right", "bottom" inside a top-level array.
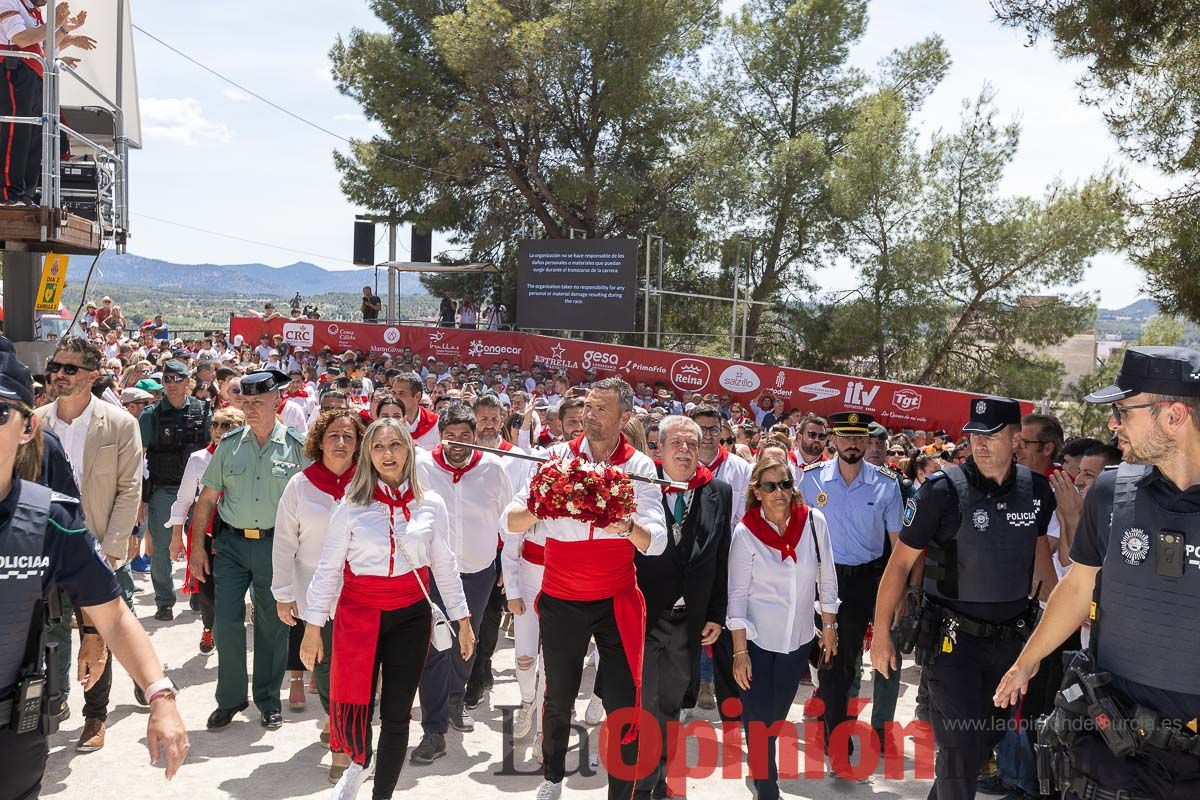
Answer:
[
  {"left": 412, "top": 227, "right": 432, "bottom": 263},
  {"left": 353, "top": 220, "right": 375, "bottom": 265}
]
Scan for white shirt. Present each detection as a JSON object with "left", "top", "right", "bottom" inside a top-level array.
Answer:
[
  {"left": 301, "top": 486, "right": 470, "bottom": 627},
  {"left": 496, "top": 442, "right": 536, "bottom": 494},
  {"left": 502, "top": 437, "right": 668, "bottom": 556},
  {"left": 167, "top": 447, "right": 212, "bottom": 527},
  {"left": 407, "top": 413, "right": 442, "bottom": 451},
  {"left": 280, "top": 398, "right": 309, "bottom": 435},
  {"left": 0, "top": 1, "right": 36, "bottom": 48},
  {"left": 707, "top": 448, "right": 752, "bottom": 527},
  {"left": 44, "top": 396, "right": 95, "bottom": 488},
  {"left": 272, "top": 471, "right": 343, "bottom": 616},
  {"left": 500, "top": 522, "right": 546, "bottom": 601},
  {"left": 726, "top": 507, "right": 841, "bottom": 654},
  {"left": 415, "top": 450, "right": 513, "bottom": 575}
]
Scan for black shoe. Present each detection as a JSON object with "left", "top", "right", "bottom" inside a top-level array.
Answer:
[
  {"left": 409, "top": 732, "right": 446, "bottom": 764},
  {"left": 206, "top": 702, "right": 249, "bottom": 730},
  {"left": 55, "top": 699, "right": 70, "bottom": 722},
  {"left": 463, "top": 682, "right": 485, "bottom": 710},
  {"left": 154, "top": 607, "right": 174, "bottom": 621},
  {"left": 975, "top": 776, "right": 1011, "bottom": 796},
  {"left": 261, "top": 710, "right": 283, "bottom": 730}
]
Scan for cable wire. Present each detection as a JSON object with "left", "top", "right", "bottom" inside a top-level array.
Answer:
[
  {"left": 132, "top": 212, "right": 349, "bottom": 264},
  {"left": 69, "top": 247, "right": 106, "bottom": 330}
]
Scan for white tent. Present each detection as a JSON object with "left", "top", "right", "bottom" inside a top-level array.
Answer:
[{"left": 59, "top": 0, "right": 142, "bottom": 150}]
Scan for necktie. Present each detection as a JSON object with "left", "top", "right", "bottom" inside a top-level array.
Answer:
[{"left": 673, "top": 493, "right": 686, "bottom": 545}]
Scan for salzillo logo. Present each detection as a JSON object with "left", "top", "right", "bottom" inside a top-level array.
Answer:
[
  {"left": 719, "top": 365, "right": 761, "bottom": 393},
  {"left": 893, "top": 388, "right": 922, "bottom": 411},
  {"left": 281, "top": 323, "right": 314, "bottom": 348},
  {"left": 670, "top": 358, "right": 710, "bottom": 392},
  {"left": 583, "top": 349, "right": 620, "bottom": 371},
  {"left": 383, "top": 327, "right": 402, "bottom": 345}
]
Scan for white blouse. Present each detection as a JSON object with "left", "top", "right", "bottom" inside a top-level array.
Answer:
[
  {"left": 726, "top": 506, "right": 841, "bottom": 654},
  {"left": 167, "top": 447, "right": 212, "bottom": 527},
  {"left": 271, "top": 472, "right": 342, "bottom": 616},
  {"left": 300, "top": 484, "right": 470, "bottom": 627}
]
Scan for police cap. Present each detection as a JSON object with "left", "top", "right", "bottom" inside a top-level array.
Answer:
[
  {"left": 1084, "top": 346, "right": 1200, "bottom": 403},
  {"left": 867, "top": 421, "right": 888, "bottom": 441},
  {"left": 829, "top": 411, "right": 873, "bottom": 436},
  {"left": 241, "top": 369, "right": 289, "bottom": 396},
  {"left": 0, "top": 351, "right": 34, "bottom": 406},
  {"left": 162, "top": 359, "right": 189, "bottom": 376},
  {"left": 962, "top": 396, "right": 1022, "bottom": 435}
]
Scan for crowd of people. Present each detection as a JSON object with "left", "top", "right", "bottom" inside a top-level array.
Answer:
[{"left": 3, "top": 296, "right": 1197, "bottom": 800}]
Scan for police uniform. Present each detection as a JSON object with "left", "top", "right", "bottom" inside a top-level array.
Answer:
[
  {"left": 201, "top": 370, "right": 308, "bottom": 729},
  {"left": 0, "top": 352, "right": 121, "bottom": 799},
  {"left": 139, "top": 360, "right": 210, "bottom": 618},
  {"left": 797, "top": 411, "right": 903, "bottom": 751},
  {"left": 901, "top": 397, "right": 1054, "bottom": 800},
  {"left": 1058, "top": 347, "right": 1200, "bottom": 799}
]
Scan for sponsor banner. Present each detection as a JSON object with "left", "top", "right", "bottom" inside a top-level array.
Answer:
[{"left": 230, "top": 317, "right": 1030, "bottom": 434}]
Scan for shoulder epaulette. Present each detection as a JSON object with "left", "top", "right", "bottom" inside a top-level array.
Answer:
[
  {"left": 1102, "top": 464, "right": 1119, "bottom": 472},
  {"left": 49, "top": 491, "right": 79, "bottom": 505},
  {"left": 220, "top": 426, "right": 244, "bottom": 440},
  {"left": 876, "top": 464, "right": 899, "bottom": 480},
  {"left": 285, "top": 427, "right": 306, "bottom": 444},
  {"left": 803, "top": 460, "right": 824, "bottom": 472}
]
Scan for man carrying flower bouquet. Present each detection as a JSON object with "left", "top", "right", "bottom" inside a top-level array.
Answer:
[{"left": 503, "top": 377, "right": 668, "bottom": 800}]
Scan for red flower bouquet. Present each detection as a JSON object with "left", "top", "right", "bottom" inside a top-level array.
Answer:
[{"left": 527, "top": 456, "right": 637, "bottom": 529}]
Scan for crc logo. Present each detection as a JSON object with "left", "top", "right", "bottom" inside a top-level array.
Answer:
[
  {"left": 583, "top": 349, "right": 620, "bottom": 371},
  {"left": 670, "top": 358, "right": 710, "bottom": 392},
  {"left": 719, "top": 365, "right": 760, "bottom": 393},
  {"left": 383, "top": 327, "right": 402, "bottom": 345},
  {"left": 893, "top": 388, "right": 922, "bottom": 411},
  {"left": 281, "top": 323, "right": 314, "bottom": 348}
]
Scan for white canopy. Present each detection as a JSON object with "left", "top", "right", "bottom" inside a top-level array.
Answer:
[
  {"left": 379, "top": 261, "right": 499, "bottom": 273},
  {"left": 59, "top": 0, "right": 142, "bottom": 149}
]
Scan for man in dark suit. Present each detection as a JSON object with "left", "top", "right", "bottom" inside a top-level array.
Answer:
[{"left": 635, "top": 414, "right": 732, "bottom": 800}]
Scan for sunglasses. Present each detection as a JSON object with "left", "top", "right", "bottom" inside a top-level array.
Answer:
[
  {"left": 46, "top": 360, "right": 87, "bottom": 376},
  {"left": 720, "top": 437, "right": 736, "bottom": 446},
  {"left": 0, "top": 403, "right": 30, "bottom": 426},
  {"left": 759, "top": 478, "right": 795, "bottom": 494},
  {"left": 804, "top": 431, "right": 827, "bottom": 440},
  {"left": 647, "top": 440, "right": 658, "bottom": 450},
  {"left": 162, "top": 374, "right": 188, "bottom": 384},
  {"left": 887, "top": 448, "right": 906, "bottom": 456},
  {"left": 698, "top": 424, "right": 721, "bottom": 437}
]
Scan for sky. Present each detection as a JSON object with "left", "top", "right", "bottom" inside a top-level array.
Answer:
[{"left": 123, "top": 0, "right": 1156, "bottom": 309}]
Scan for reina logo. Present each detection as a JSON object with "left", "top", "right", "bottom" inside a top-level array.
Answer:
[
  {"left": 670, "top": 358, "right": 710, "bottom": 392},
  {"left": 893, "top": 388, "right": 922, "bottom": 411},
  {"left": 719, "top": 365, "right": 760, "bottom": 393},
  {"left": 281, "top": 322, "right": 314, "bottom": 348}
]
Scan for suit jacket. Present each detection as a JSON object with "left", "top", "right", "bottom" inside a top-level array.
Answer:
[
  {"left": 36, "top": 398, "right": 143, "bottom": 562},
  {"left": 636, "top": 473, "right": 732, "bottom": 657}
]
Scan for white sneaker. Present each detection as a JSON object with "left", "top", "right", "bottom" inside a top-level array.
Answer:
[
  {"left": 515, "top": 699, "right": 537, "bottom": 739},
  {"left": 535, "top": 779, "right": 562, "bottom": 800},
  {"left": 584, "top": 693, "right": 604, "bottom": 726},
  {"left": 330, "top": 761, "right": 368, "bottom": 800}
]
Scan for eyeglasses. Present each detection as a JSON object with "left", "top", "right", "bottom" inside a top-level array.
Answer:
[
  {"left": 211, "top": 422, "right": 235, "bottom": 431},
  {"left": 887, "top": 449, "right": 906, "bottom": 456},
  {"left": 805, "top": 431, "right": 827, "bottom": 440},
  {"left": 697, "top": 424, "right": 721, "bottom": 437},
  {"left": 759, "top": 479, "right": 794, "bottom": 494},
  {"left": 162, "top": 374, "right": 188, "bottom": 384},
  {"left": 1019, "top": 438, "right": 1049, "bottom": 448},
  {"left": 0, "top": 403, "right": 30, "bottom": 426},
  {"left": 647, "top": 440, "right": 658, "bottom": 450},
  {"left": 46, "top": 360, "right": 86, "bottom": 376},
  {"left": 1110, "top": 400, "right": 1172, "bottom": 423}
]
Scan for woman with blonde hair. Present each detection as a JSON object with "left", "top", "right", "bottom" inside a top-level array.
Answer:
[{"left": 300, "top": 417, "right": 475, "bottom": 800}]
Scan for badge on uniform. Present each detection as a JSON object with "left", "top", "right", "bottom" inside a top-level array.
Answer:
[
  {"left": 272, "top": 459, "right": 301, "bottom": 471},
  {"left": 903, "top": 498, "right": 917, "bottom": 527},
  {"left": 971, "top": 508, "right": 989, "bottom": 531},
  {"left": 1119, "top": 527, "right": 1150, "bottom": 566},
  {"left": 816, "top": 491, "right": 828, "bottom": 508}
]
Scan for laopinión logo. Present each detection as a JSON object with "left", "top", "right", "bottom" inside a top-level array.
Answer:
[{"left": 493, "top": 696, "right": 935, "bottom": 790}]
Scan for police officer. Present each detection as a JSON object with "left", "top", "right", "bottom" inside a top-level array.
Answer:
[
  {"left": 872, "top": 396, "right": 1057, "bottom": 800},
  {"left": 141, "top": 359, "right": 210, "bottom": 621},
  {"left": 0, "top": 349, "right": 188, "bottom": 798},
  {"left": 995, "top": 347, "right": 1200, "bottom": 800},
  {"left": 798, "top": 410, "right": 903, "bottom": 767},
  {"left": 187, "top": 370, "right": 308, "bottom": 731}
]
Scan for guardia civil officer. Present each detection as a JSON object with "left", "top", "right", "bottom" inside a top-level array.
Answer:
[
  {"left": 0, "top": 349, "right": 188, "bottom": 799},
  {"left": 141, "top": 359, "right": 210, "bottom": 621},
  {"left": 187, "top": 370, "right": 309, "bottom": 731},
  {"left": 872, "top": 396, "right": 1058, "bottom": 800},
  {"left": 995, "top": 347, "right": 1200, "bottom": 800}
]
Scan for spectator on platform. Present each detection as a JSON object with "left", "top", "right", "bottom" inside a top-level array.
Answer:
[
  {"left": 484, "top": 298, "right": 506, "bottom": 331},
  {"left": 439, "top": 291, "right": 457, "bottom": 328},
  {"left": 458, "top": 293, "right": 479, "bottom": 330},
  {"left": 362, "top": 286, "right": 382, "bottom": 322}
]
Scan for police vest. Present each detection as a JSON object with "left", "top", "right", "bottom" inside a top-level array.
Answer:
[
  {"left": 1094, "top": 463, "right": 1200, "bottom": 694},
  {"left": 0, "top": 482, "right": 53, "bottom": 695},
  {"left": 923, "top": 464, "right": 1040, "bottom": 604},
  {"left": 146, "top": 398, "right": 208, "bottom": 487}
]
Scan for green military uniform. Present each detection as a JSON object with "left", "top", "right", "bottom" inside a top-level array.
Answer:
[{"left": 202, "top": 419, "right": 308, "bottom": 716}]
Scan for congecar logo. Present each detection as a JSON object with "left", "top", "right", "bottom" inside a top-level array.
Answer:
[
  {"left": 893, "top": 388, "right": 922, "bottom": 411},
  {"left": 719, "top": 365, "right": 760, "bottom": 393},
  {"left": 671, "top": 358, "right": 710, "bottom": 392},
  {"left": 467, "top": 339, "right": 522, "bottom": 358},
  {"left": 281, "top": 323, "right": 314, "bottom": 348}
]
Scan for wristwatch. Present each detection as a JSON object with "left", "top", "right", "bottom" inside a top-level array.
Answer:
[{"left": 822, "top": 621, "right": 839, "bottom": 631}]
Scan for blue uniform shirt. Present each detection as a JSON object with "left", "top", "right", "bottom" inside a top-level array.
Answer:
[{"left": 799, "top": 458, "right": 903, "bottom": 565}]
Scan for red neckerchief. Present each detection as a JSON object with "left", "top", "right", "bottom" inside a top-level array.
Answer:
[
  {"left": 657, "top": 463, "right": 714, "bottom": 494},
  {"left": 430, "top": 444, "right": 483, "bottom": 483},
  {"left": 741, "top": 504, "right": 809, "bottom": 562},
  {"left": 206, "top": 443, "right": 217, "bottom": 454},
  {"left": 284, "top": 388, "right": 309, "bottom": 399},
  {"left": 497, "top": 439, "right": 514, "bottom": 452},
  {"left": 304, "top": 460, "right": 356, "bottom": 500},
  {"left": 788, "top": 450, "right": 799, "bottom": 465},
  {"left": 568, "top": 433, "right": 636, "bottom": 466},
  {"left": 374, "top": 480, "right": 414, "bottom": 576},
  {"left": 706, "top": 446, "right": 730, "bottom": 474},
  {"left": 410, "top": 406, "right": 439, "bottom": 439}
]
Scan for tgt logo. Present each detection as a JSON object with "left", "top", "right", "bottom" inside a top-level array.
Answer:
[{"left": 893, "top": 388, "right": 922, "bottom": 411}]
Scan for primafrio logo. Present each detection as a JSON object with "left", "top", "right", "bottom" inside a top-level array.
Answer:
[
  {"left": 281, "top": 322, "right": 314, "bottom": 348},
  {"left": 670, "top": 358, "right": 710, "bottom": 392},
  {"left": 383, "top": 327, "right": 402, "bottom": 345},
  {"left": 893, "top": 388, "right": 922, "bottom": 411},
  {"left": 719, "top": 365, "right": 760, "bottom": 393}
]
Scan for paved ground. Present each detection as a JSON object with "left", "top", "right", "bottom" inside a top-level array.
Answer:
[{"left": 44, "top": 562, "right": 940, "bottom": 800}]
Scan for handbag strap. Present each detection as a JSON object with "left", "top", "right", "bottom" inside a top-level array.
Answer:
[{"left": 394, "top": 536, "right": 456, "bottom": 638}]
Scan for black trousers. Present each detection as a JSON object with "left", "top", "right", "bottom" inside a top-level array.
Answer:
[
  {"left": 924, "top": 632, "right": 1022, "bottom": 800},
  {"left": 467, "top": 561, "right": 504, "bottom": 692},
  {"left": 0, "top": 61, "right": 40, "bottom": 201},
  {"left": 539, "top": 593, "right": 639, "bottom": 800},
  {"left": 1066, "top": 731, "right": 1200, "bottom": 800},
  {"left": 709, "top": 629, "right": 741, "bottom": 722},
  {"left": 817, "top": 564, "right": 881, "bottom": 749},
  {"left": 635, "top": 609, "right": 691, "bottom": 800},
  {"left": 0, "top": 724, "right": 49, "bottom": 800}
]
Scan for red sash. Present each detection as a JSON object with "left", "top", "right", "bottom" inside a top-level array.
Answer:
[
  {"left": 539, "top": 537, "right": 645, "bottom": 744},
  {"left": 182, "top": 445, "right": 219, "bottom": 596},
  {"left": 410, "top": 406, "right": 439, "bottom": 440},
  {"left": 430, "top": 444, "right": 483, "bottom": 483},
  {"left": 520, "top": 540, "right": 545, "bottom": 565},
  {"left": 2, "top": 3, "right": 44, "bottom": 77},
  {"left": 741, "top": 505, "right": 809, "bottom": 562}
]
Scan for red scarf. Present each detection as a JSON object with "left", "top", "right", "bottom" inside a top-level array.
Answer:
[
  {"left": 539, "top": 537, "right": 645, "bottom": 744},
  {"left": 788, "top": 450, "right": 799, "bottom": 466},
  {"left": 658, "top": 463, "right": 714, "bottom": 494},
  {"left": 741, "top": 505, "right": 809, "bottom": 562},
  {"left": 705, "top": 446, "right": 730, "bottom": 475},
  {"left": 303, "top": 460, "right": 356, "bottom": 500},
  {"left": 497, "top": 439, "right": 514, "bottom": 452},
  {"left": 568, "top": 433, "right": 636, "bottom": 466},
  {"left": 410, "top": 406, "right": 439, "bottom": 440},
  {"left": 430, "top": 444, "right": 483, "bottom": 483}
]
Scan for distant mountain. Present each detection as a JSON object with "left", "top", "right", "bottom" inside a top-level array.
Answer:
[
  {"left": 1097, "top": 298, "right": 1158, "bottom": 322},
  {"left": 66, "top": 253, "right": 426, "bottom": 296}
]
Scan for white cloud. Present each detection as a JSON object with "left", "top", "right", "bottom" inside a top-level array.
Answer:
[
  {"left": 141, "top": 98, "right": 233, "bottom": 146},
  {"left": 222, "top": 88, "right": 252, "bottom": 103}
]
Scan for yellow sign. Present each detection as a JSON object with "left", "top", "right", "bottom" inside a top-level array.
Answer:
[{"left": 34, "top": 253, "right": 68, "bottom": 312}]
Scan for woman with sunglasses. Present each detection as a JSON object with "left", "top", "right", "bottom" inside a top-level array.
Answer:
[
  {"left": 166, "top": 407, "right": 246, "bottom": 656},
  {"left": 728, "top": 456, "right": 839, "bottom": 800}
]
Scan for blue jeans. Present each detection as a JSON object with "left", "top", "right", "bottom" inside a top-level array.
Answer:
[
  {"left": 146, "top": 486, "right": 178, "bottom": 610},
  {"left": 700, "top": 646, "right": 714, "bottom": 682},
  {"left": 739, "top": 640, "right": 812, "bottom": 800}
]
